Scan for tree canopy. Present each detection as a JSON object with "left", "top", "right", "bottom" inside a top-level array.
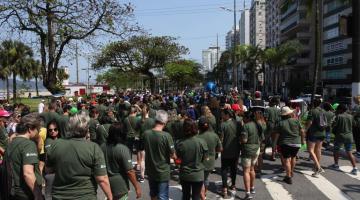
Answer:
[
  {"left": 93, "top": 35, "right": 189, "bottom": 92},
  {"left": 165, "top": 59, "right": 203, "bottom": 89},
  {"left": 0, "top": 0, "right": 138, "bottom": 94}
]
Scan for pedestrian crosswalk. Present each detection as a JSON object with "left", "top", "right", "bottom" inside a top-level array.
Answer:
[{"left": 122, "top": 150, "right": 360, "bottom": 200}]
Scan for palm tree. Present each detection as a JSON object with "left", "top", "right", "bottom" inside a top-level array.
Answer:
[
  {"left": 29, "top": 59, "right": 42, "bottom": 96},
  {"left": 282, "top": 0, "right": 322, "bottom": 105},
  {"left": 0, "top": 40, "right": 33, "bottom": 102},
  {"left": 263, "top": 40, "right": 302, "bottom": 94},
  {"left": 0, "top": 54, "right": 11, "bottom": 101},
  {"left": 235, "top": 44, "right": 263, "bottom": 93}
]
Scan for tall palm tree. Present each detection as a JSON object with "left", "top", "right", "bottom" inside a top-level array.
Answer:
[
  {"left": 0, "top": 43, "right": 12, "bottom": 101},
  {"left": 264, "top": 40, "right": 302, "bottom": 94},
  {"left": 0, "top": 40, "right": 33, "bottom": 102},
  {"left": 282, "top": 0, "right": 321, "bottom": 105},
  {"left": 28, "top": 59, "right": 42, "bottom": 96}
]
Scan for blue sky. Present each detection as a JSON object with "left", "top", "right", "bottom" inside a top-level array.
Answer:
[{"left": 130, "top": 0, "right": 251, "bottom": 62}]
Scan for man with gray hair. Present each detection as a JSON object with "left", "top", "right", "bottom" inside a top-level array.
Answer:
[
  {"left": 46, "top": 112, "right": 113, "bottom": 200},
  {"left": 142, "top": 110, "right": 177, "bottom": 200}
]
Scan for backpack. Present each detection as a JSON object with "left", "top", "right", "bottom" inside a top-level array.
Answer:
[{"left": 318, "top": 111, "right": 328, "bottom": 131}]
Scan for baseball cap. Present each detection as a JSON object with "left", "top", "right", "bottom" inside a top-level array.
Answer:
[{"left": 0, "top": 109, "right": 11, "bottom": 117}]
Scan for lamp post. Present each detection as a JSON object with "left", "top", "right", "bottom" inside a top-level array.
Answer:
[{"left": 221, "top": 1, "right": 244, "bottom": 90}]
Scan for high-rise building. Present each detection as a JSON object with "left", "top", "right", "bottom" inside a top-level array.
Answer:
[
  {"left": 250, "top": 0, "right": 266, "bottom": 48},
  {"left": 202, "top": 46, "right": 223, "bottom": 73},
  {"left": 240, "top": 9, "right": 250, "bottom": 45},
  {"left": 225, "top": 28, "right": 240, "bottom": 50},
  {"left": 322, "top": 0, "right": 352, "bottom": 97},
  {"left": 266, "top": 0, "right": 281, "bottom": 48},
  {"left": 279, "top": 0, "right": 316, "bottom": 95}
]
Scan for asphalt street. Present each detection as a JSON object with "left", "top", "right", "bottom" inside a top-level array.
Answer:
[{"left": 44, "top": 147, "right": 360, "bottom": 200}]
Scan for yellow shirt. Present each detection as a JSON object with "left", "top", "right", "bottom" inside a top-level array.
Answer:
[{"left": 39, "top": 127, "right": 47, "bottom": 154}]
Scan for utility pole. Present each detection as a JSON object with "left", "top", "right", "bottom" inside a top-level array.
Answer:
[
  {"left": 232, "top": 0, "right": 237, "bottom": 89},
  {"left": 352, "top": 0, "right": 360, "bottom": 106},
  {"left": 75, "top": 43, "right": 79, "bottom": 84}
]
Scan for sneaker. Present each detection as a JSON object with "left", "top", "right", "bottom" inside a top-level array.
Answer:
[
  {"left": 138, "top": 178, "right": 145, "bottom": 183},
  {"left": 312, "top": 168, "right": 323, "bottom": 177},
  {"left": 250, "top": 187, "right": 256, "bottom": 194},
  {"left": 330, "top": 164, "right": 340, "bottom": 170},
  {"left": 351, "top": 168, "right": 358, "bottom": 176},
  {"left": 283, "top": 176, "right": 292, "bottom": 184},
  {"left": 244, "top": 193, "right": 253, "bottom": 200}
]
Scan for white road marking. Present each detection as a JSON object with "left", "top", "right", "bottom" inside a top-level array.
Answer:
[
  {"left": 300, "top": 170, "right": 351, "bottom": 200},
  {"left": 261, "top": 175, "right": 293, "bottom": 200},
  {"left": 338, "top": 166, "right": 360, "bottom": 181}
]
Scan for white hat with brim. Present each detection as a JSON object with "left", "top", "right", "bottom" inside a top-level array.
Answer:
[{"left": 281, "top": 106, "right": 294, "bottom": 116}]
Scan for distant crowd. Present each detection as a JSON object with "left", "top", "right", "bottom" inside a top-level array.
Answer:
[{"left": 0, "top": 89, "right": 359, "bottom": 200}]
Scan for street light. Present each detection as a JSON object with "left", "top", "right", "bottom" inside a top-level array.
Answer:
[{"left": 220, "top": 1, "right": 245, "bottom": 90}]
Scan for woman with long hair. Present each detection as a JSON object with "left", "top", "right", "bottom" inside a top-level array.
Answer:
[
  {"left": 176, "top": 118, "right": 208, "bottom": 200},
  {"left": 101, "top": 122, "right": 142, "bottom": 199}
]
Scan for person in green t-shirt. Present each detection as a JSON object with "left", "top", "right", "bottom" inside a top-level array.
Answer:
[
  {"left": 4, "top": 112, "right": 43, "bottom": 200},
  {"left": 143, "top": 110, "right": 176, "bottom": 200},
  {"left": 138, "top": 104, "right": 155, "bottom": 182},
  {"left": 331, "top": 104, "right": 358, "bottom": 175},
  {"left": 219, "top": 109, "right": 240, "bottom": 198},
  {"left": 46, "top": 112, "right": 112, "bottom": 200},
  {"left": 89, "top": 107, "right": 100, "bottom": 142},
  {"left": 240, "top": 111, "right": 263, "bottom": 200},
  {"left": 176, "top": 118, "right": 208, "bottom": 200},
  {"left": 265, "top": 98, "right": 281, "bottom": 161},
  {"left": 197, "top": 117, "right": 222, "bottom": 200},
  {"left": 101, "top": 122, "right": 142, "bottom": 199},
  {"left": 124, "top": 106, "right": 140, "bottom": 153},
  {"left": 305, "top": 98, "right": 326, "bottom": 177},
  {"left": 0, "top": 109, "right": 10, "bottom": 156},
  {"left": 277, "top": 106, "right": 305, "bottom": 184},
  {"left": 323, "top": 102, "right": 335, "bottom": 149}
]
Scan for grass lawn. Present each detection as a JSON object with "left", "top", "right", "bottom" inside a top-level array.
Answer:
[{"left": 13, "top": 98, "right": 45, "bottom": 112}]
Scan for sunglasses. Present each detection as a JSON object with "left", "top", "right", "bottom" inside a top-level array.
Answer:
[{"left": 48, "top": 128, "right": 58, "bottom": 132}]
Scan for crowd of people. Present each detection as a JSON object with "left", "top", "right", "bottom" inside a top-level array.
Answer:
[{"left": 0, "top": 89, "right": 359, "bottom": 200}]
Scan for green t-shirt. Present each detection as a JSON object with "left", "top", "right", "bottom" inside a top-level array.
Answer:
[
  {"left": 0, "top": 127, "right": 8, "bottom": 150},
  {"left": 197, "top": 130, "right": 222, "bottom": 171},
  {"left": 47, "top": 138, "right": 107, "bottom": 200},
  {"left": 57, "top": 115, "right": 70, "bottom": 138},
  {"left": 176, "top": 136, "right": 208, "bottom": 182},
  {"left": 44, "top": 137, "right": 56, "bottom": 154},
  {"left": 307, "top": 107, "right": 326, "bottom": 137},
  {"left": 7, "top": 137, "right": 42, "bottom": 199},
  {"left": 95, "top": 123, "right": 111, "bottom": 146},
  {"left": 139, "top": 118, "right": 156, "bottom": 139},
  {"left": 324, "top": 111, "right": 335, "bottom": 132},
  {"left": 278, "top": 118, "right": 302, "bottom": 145},
  {"left": 89, "top": 118, "right": 100, "bottom": 142},
  {"left": 265, "top": 107, "right": 280, "bottom": 132},
  {"left": 220, "top": 119, "right": 240, "bottom": 159},
  {"left": 124, "top": 116, "right": 140, "bottom": 138},
  {"left": 101, "top": 143, "right": 133, "bottom": 196},
  {"left": 241, "top": 121, "right": 261, "bottom": 158},
  {"left": 143, "top": 130, "right": 175, "bottom": 182},
  {"left": 333, "top": 113, "right": 354, "bottom": 144}
]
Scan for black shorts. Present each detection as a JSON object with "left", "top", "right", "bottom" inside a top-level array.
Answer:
[
  {"left": 39, "top": 153, "right": 46, "bottom": 162},
  {"left": 280, "top": 145, "right": 299, "bottom": 159}
]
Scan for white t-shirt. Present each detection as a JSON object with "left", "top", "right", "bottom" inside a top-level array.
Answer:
[{"left": 38, "top": 102, "right": 45, "bottom": 113}]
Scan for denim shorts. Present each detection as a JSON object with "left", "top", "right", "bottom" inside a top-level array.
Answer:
[
  {"left": 334, "top": 141, "right": 352, "bottom": 152},
  {"left": 148, "top": 180, "right": 169, "bottom": 200}
]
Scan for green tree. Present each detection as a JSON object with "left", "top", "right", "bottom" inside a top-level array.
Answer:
[
  {"left": 96, "top": 69, "right": 144, "bottom": 92},
  {"left": 212, "top": 50, "right": 231, "bottom": 87},
  {"left": 93, "top": 35, "right": 188, "bottom": 92},
  {"left": 165, "top": 60, "right": 203, "bottom": 89},
  {"left": 0, "top": 40, "right": 33, "bottom": 102},
  {"left": 282, "top": 0, "right": 324, "bottom": 104},
  {"left": 0, "top": 0, "right": 138, "bottom": 94},
  {"left": 0, "top": 51, "right": 11, "bottom": 101},
  {"left": 263, "top": 40, "right": 302, "bottom": 94}
]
